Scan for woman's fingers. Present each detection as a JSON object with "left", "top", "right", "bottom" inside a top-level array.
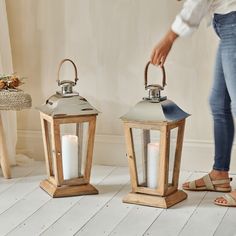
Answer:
[
  {"left": 156, "top": 54, "right": 164, "bottom": 66},
  {"left": 160, "top": 55, "right": 167, "bottom": 67},
  {"left": 151, "top": 46, "right": 160, "bottom": 64},
  {"left": 150, "top": 30, "right": 178, "bottom": 67},
  {"left": 153, "top": 51, "right": 160, "bottom": 65},
  {"left": 151, "top": 47, "right": 163, "bottom": 65},
  {"left": 150, "top": 48, "right": 157, "bottom": 64},
  {"left": 150, "top": 43, "right": 167, "bottom": 66},
  {"left": 152, "top": 49, "right": 165, "bottom": 66}
]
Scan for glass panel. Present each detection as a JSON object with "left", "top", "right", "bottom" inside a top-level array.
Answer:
[
  {"left": 59, "top": 122, "right": 89, "bottom": 180},
  {"left": 132, "top": 128, "right": 160, "bottom": 189},
  {"left": 168, "top": 127, "right": 178, "bottom": 185}
]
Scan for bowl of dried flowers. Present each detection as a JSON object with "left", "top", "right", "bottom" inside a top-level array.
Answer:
[
  {"left": 0, "top": 73, "right": 26, "bottom": 91},
  {"left": 0, "top": 74, "right": 31, "bottom": 110}
]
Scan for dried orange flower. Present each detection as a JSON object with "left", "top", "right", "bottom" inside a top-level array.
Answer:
[
  {"left": 0, "top": 73, "right": 25, "bottom": 90},
  {"left": 8, "top": 77, "right": 21, "bottom": 88},
  {"left": 0, "top": 80, "right": 6, "bottom": 89}
]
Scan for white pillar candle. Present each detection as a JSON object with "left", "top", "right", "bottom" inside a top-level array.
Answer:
[
  {"left": 62, "top": 135, "right": 79, "bottom": 180},
  {"left": 147, "top": 142, "right": 159, "bottom": 189}
]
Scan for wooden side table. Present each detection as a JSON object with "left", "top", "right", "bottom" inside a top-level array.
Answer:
[{"left": 0, "top": 90, "right": 31, "bottom": 178}]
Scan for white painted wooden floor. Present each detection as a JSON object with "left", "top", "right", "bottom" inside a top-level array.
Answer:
[{"left": 0, "top": 161, "right": 236, "bottom": 236}]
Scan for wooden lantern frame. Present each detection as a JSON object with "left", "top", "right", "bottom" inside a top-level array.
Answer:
[
  {"left": 40, "top": 112, "right": 98, "bottom": 198},
  {"left": 122, "top": 115, "right": 187, "bottom": 208}
]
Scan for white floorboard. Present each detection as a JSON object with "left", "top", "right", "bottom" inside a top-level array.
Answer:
[
  {"left": 41, "top": 167, "right": 129, "bottom": 236},
  {"left": 0, "top": 161, "right": 235, "bottom": 236},
  {"left": 0, "top": 162, "right": 37, "bottom": 194},
  {"left": 0, "top": 188, "right": 50, "bottom": 235},
  {"left": 143, "top": 172, "right": 201, "bottom": 236},
  {"left": 7, "top": 165, "right": 115, "bottom": 236},
  {"left": 178, "top": 191, "right": 228, "bottom": 236},
  {"left": 179, "top": 173, "right": 236, "bottom": 236},
  {"left": 110, "top": 205, "right": 163, "bottom": 236},
  {"left": 110, "top": 171, "right": 192, "bottom": 236},
  {"left": 75, "top": 184, "right": 132, "bottom": 236},
  {"left": 214, "top": 207, "right": 236, "bottom": 236}
]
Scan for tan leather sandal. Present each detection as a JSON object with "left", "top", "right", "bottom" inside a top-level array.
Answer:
[
  {"left": 183, "top": 174, "right": 232, "bottom": 192},
  {"left": 214, "top": 193, "right": 236, "bottom": 207}
]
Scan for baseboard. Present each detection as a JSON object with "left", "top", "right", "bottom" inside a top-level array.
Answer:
[{"left": 17, "top": 130, "right": 236, "bottom": 173}]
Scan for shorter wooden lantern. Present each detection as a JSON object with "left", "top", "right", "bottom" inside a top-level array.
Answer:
[
  {"left": 121, "top": 62, "right": 190, "bottom": 208},
  {"left": 37, "top": 59, "right": 99, "bottom": 198}
]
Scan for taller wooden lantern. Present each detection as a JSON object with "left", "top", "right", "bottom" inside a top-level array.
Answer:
[
  {"left": 121, "top": 62, "right": 190, "bottom": 208},
  {"left": 37, "top": 59, "right": 99, "bottom": 198}
]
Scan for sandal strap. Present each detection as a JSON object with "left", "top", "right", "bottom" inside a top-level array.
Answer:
[
  {"left": 202, "top": 174, "right": 214, "bottom": 190},
  {"left": 189, "top": 180, "right": 196, "bottom": 189},
  {"left": 186, "top": 176, "right": 232, "bottom": 191},
  {"left": 212, "top": 178, "right": 233, "bottom": 185},
  {"left": 224, "top": 193, "right": 236, "bottom": 205},
  {"left": 215, "top": 186, "right": 232, "bottom": 192},
  {"left": 212, "top": 178, "right": 232, "bottom": 185}
]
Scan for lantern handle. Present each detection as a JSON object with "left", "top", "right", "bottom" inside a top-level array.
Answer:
[
  {"left": 57, "top": 59, "right": 79, "bottom": 86},
  {"left": 144, "top": 61, "right": 166, "bottom": 89}
]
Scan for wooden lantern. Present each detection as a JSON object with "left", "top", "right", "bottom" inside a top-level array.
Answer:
[
  {"left": 121, "top": 62, "right": 190, "bottom": 208},
  {"left": 38, "top": 59, "right": 99, "bottom": 198}
]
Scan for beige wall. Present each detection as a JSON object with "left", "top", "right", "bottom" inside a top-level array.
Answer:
[{"left": 6, "top": 0, "right": 235, "bottom": 172}]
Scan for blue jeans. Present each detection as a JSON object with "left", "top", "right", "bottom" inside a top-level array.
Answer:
[{"left": 210, "top": 12, "right": 236, "bottom": 171}]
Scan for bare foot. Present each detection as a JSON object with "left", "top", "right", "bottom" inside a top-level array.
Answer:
[
  {"left": 214, "top": 190, "right": 236, "bottom": 205},
  {"left": 182, "top": 170, "right": 230, "bottom": 189}
]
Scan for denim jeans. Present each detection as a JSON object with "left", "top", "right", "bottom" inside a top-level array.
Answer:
[{"left": 209, "top": 11, "right": 236, "bottom": 171}]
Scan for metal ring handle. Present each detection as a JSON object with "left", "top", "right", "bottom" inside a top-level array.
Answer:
[
  {"left": 57, "top": 59, "right": 79, "bottom": 86},
  {"left": 144, "top": 61, "right": 166, "bottom": 89}
]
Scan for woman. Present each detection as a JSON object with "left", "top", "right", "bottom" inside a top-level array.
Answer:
[{"left": 151, "top": 0, "right": 236, "bottom": 207}]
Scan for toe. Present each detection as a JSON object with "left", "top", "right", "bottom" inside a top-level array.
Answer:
[
  {"left": 214, "top": 197, "right": 227, "bottom": 205},
  {"left": 182, "top": 182, "right": 189, "bottom": 188}
]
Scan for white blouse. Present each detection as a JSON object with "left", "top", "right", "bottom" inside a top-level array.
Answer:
[{"left": 171, "top": 0, "right": 236, "bottom": 37}]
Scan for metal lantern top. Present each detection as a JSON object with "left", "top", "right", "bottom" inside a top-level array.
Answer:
[
  {"left": 121, "top": 61, "right": 190, "bottom": 123},
  {"left": 37, "top": 59, "right": 99, "bottom": 117}
]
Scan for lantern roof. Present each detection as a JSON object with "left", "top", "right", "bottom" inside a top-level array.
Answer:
[
  {"left": 37, "top": 94, "right": 99, "bottom": 117},
  {"left": 121, "top": 62, "right": 190, "bottom": 123},
  {"left": 37, "top": 59, "right": 99, "bottom": 117},
  {"left": 121, "top": 99, "right": 189, "bottom": 123}
]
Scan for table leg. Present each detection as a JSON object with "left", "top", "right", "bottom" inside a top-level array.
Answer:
[{"left": 0, "top": 113, "right": 11, "bottom": 178}]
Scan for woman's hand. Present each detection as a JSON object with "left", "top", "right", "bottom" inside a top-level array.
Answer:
[{"left": 151, "top": 30, "right": 178, "bottom": 67}]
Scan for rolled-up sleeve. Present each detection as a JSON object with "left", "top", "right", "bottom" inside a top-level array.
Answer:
[{"left": 171, "top": 0, "right": 212, "bottom": 37}]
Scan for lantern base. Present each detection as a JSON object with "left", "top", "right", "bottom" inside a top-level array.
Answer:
[
  {"left": 123, "top": 190, "right": 187, "bottom": 209},
  {"left": 40, "top": 179, "right": 98, "bottom": 198}
]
